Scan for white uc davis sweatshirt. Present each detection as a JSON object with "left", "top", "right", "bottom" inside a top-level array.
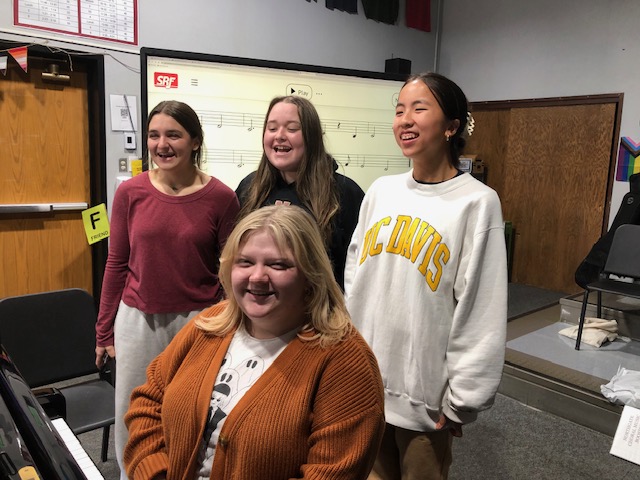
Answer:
[{"left": 345, "top": 171, "right": 507, "bottom": 431}]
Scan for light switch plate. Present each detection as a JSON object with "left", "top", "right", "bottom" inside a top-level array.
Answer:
[{"left": 124, "top": 132, "right": 136, "bottom": 150}]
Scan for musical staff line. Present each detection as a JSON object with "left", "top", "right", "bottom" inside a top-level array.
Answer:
[
  {"left": 334, "top": 153, "right": 410, "bottom": 170},
  {"left": 199, "top": 111, "right": 263, "bottom": 130},
  {"left": 322, "top": 118, "right": 393, "bottom": 136},
  {"left": 200, "top": 149, "right": 410, "bottom": 171},
  {"left": 201, "top": 149, "right": 262, "bottom": 167},
  {"left": 197, "top": 109, "right": 393, "bottom": 137}
]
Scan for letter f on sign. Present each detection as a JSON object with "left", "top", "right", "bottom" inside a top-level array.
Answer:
[
  {"left": 82, "top": 203, "right": 109, "bottom": 245},
  {"left": 90, "top": 211, "right": 100, "bottom": 229}
]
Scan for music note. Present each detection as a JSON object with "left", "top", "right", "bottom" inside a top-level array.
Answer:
[
  {"left": 337, "top": 122, "right": 341, "bottom": 129},
  {"left": 247, "top": 119, "right": 254, "bottom": 131},
  {"left": 360, "top": 156, "right": 365, "bottom": 168},
  {"left": 237, "top": 154, "right": 244, "bottom": 168},
  {"left": 353, "top": 126, "right": 358, "bottom": 138},
  {"left": 384, "top": 159, "right": 389, "bottom": 171},
  {"left": 345, "top": 155, "right": 351, "bottom": 167},
  {"left": 217, "top": 115, "right": 223, "bottom": 128},
  {"left": 371, "top": 126, "right": 376, "bottom": 138}
]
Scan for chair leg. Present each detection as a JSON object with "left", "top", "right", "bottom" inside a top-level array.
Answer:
[
  {"left": 101, "top": 425, "right": 110, "bottom": 462},
  {"left": 596, "top": 290, "right": 602, "bottom": 318},
  {"left": 575, "top": 289, "right": 590, "bottom": 350}
]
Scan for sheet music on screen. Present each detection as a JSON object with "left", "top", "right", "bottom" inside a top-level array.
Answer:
[{"left": 142, "top": 49, "right": 409, "bottom": 193}]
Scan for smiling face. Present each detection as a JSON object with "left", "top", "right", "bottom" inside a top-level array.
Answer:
[
  {"left": 147, "top": 113, "right": 201, "bottom": 172},
  {"left": 231, "top": 229, "right": 309, "bottom": 339},
  {"left": 393, "top": 79, "right": 458, "bottom": 166},
  {"left": 263, "top": 102, "right": 305, "bottom": 184}
]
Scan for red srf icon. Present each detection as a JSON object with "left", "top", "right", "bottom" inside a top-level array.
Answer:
[{"left": 154, "top": 72, "right": 178, "bottom": 88}]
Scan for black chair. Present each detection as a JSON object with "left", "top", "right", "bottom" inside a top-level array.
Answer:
[
  {"left": 0, "top": 288, "right": 115, "bottom": 461},
  {"left": 575, "top": 224, "right": 640, "bottom": 350}
]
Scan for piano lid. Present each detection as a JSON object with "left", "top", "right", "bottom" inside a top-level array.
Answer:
[
  {"left": 0, "top": 346, "right": 89, "bottom": 480},
  {"left": 0, "top": 378, "right": 41, "bottom": 479}
]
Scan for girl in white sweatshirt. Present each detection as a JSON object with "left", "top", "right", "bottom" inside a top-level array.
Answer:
[{"left": 345, "top": 73, "right": 507, "bottom": 479}]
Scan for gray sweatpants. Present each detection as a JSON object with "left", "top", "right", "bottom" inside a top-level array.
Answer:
[{"left": 113, "top": 302, "right": 202, "bottom": 479}]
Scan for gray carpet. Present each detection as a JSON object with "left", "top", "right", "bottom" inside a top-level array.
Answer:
[
  {"left": 508, "top": 283, "right": 567, "bottom": 319},
  {"left": 449, "top": 393, "right": 638, "bottom": 479}
]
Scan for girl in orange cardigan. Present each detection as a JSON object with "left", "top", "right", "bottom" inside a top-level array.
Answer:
[{"left": 124, "top": 206, "right": 385, "bottom": 480}]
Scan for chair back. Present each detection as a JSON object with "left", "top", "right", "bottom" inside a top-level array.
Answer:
[
  {"left": 603, "top": 224, "right": 640, "bottom": 280},
  {"left": 0, "top": 289, "right": 99, "bottom": 387}
]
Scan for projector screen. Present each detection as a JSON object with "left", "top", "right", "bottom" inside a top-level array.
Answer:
[{"left": 140, "top": 48, "right": 409, "bottom": 192}]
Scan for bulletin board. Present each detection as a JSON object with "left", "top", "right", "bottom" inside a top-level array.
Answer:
[
  {"left": 140, "top": 48, "right": 408, "bottom": 192},
  {"left": 14, "top": 0, "right": 137, "bottom": 45}
]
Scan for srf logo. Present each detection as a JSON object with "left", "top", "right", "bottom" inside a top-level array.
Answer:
[{"left": 154, "top": 72, "right": 178, "bottom": 89}]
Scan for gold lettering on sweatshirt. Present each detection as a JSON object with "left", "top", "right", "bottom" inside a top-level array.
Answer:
[
  {"left": 360, "top": 215, "right": 450, "bottom": 291},
  {"left": 386, "top": 216, "right": 417, "bottom": 255},
  {"left": 426, "top": 242, "right": 450, "bottom": 290},
  {"left": 359, "top": 217, "right": 391, "bottom": 264}
]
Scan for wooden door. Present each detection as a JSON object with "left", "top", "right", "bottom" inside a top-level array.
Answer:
[
  {"left": 467, "top": 97, "right": 620, "bottom": 294},
  {"left": 0, "top": 53, "right": 94, "bottom": 298}
]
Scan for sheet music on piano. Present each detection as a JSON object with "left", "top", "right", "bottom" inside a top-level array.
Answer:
[{"left": 0, "top": 346, "right": 103, "bottom": 479}]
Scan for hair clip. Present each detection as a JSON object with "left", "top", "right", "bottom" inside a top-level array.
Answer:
[{"left": 466, "top": 112, "right": 475, "bottom": 137}]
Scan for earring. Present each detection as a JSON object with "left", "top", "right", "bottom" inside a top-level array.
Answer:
[{"left": 445, "top": 133, "right": 451, "bottom": 142}]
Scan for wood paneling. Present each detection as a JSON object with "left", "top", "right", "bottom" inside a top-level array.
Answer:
[
  {"left": 0, "top": 214, "right": 92, "bottom": 295},
  {"left": 0, "top": 57, "right": 93, "bottom": 297},
  {"left": 466, "top": 100, "right": 618, "bottom": 294},
  {"left": 465, "top": 109, "right": 511, "bottom": 195}
]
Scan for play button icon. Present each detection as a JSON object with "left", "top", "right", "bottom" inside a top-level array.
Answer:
[{"left": 287, "top": 84, "right": 313, "bottom": 98}]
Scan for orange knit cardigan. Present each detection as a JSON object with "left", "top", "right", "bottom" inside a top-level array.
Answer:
[{"left": 124, "top": 302, "right": 385, "bottom": 480}]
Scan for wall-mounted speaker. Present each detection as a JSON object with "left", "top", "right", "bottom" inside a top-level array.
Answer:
[{"left": 385, "top": 58, "right": 411, "bottom": 75}]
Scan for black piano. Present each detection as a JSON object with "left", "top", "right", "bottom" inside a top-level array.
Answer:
[{"left": 0, "top": 345, "right": 103, "bottom": 479}]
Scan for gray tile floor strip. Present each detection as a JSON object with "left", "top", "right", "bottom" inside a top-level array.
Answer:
[{"left": 507, "top": 322, "right": 640, "bottom": 382}]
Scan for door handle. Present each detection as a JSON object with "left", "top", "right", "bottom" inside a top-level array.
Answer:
[{"left": 0, "top": 203, "right": 89, "bottom": 213}]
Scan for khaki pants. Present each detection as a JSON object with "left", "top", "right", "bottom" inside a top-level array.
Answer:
[{"left": 369, "top": 423, "right": 453, "bottom": 480}]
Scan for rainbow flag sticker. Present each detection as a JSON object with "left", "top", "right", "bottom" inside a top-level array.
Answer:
[{"left": 617, "top": 137, "right": 640, "bottom": 182}]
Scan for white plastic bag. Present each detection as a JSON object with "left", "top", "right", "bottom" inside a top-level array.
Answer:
[{"left": 601, "top": 366, "right": 640, "bottom": 407}]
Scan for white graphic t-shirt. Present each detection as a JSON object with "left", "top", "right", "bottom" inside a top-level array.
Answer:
[{"left": 194, "top": 325, "right": 299, "bottom": 480}]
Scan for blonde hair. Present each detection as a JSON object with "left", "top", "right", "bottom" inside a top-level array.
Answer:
[{"left": 195, "top": 205, "right": 351, "bottom": 347}]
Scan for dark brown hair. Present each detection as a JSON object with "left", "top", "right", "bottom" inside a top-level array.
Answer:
[
  {"left": 404, "top": 73, "right": 469, "bottom": 168},
  {"left": 145, "top": 100, "right": 204, "bottom": 168}
]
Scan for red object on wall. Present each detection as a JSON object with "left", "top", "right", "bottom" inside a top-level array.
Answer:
[
  {"left": 406, "top": 0, "right": 431, "bottom": 32},
  {"left": 8, "top": 46, "right": 28, "bottom": 72}
]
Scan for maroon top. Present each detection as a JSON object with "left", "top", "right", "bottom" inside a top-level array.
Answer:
[{"left": 96, "top": 172, "right": 239, "bottom": 346}]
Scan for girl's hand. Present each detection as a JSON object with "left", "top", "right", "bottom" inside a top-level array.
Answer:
[
  {"left": 435, "top": 413, "right": 463, "bottom": 437},
  {"left": 95, "top": 345, "right": 116, "bottom": 369}
]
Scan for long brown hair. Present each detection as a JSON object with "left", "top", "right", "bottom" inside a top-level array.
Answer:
[{"left": 238, "top": 96, "right": 339, "bottom": 247}]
